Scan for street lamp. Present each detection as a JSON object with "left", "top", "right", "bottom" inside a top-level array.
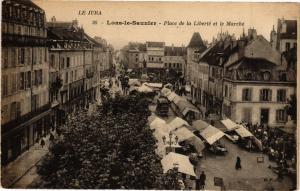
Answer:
[{"left": 162, "top": 132, "right": 179, "bottom": 154}]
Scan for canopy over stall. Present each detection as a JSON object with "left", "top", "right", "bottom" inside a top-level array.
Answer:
[
  {"left": 138, "top": 84, "right": 153, "bottom": 93},
  {"left": 192, "top": 120, "right": 210, "bottom": 132},
  {"left": 167, "top": 92, "right": 177, "bottom": 102},
  {"left": 173, "top": 127, "right": 205, "bottom": 153},
  {"left": 128, "top": 78, "right": 141, "bottom": 86},
  {"left": 150, "top": 117, "right": 166, "bottom": 130},
  {"left": 234, "top": 125, "right": 253, "bottom": 138},
  {"left": 220, "top": 119, "right": 239, "bottom": 131},
  {"left": 161, "top": 88, "right": 172, "bottom": 97},
  {"left": 177, "top": 100, "right": 200, "bottom": 117},
  {"left": 200, "top": 125, "right": 225, "bottom": 145},
  {"left": 161, "top": 152, "right": 196, "bottom": 177},
  {"left": 144, "top": 82, "right": 163, "bottom": 89},
  {"left": 168, "top": 117, "right": 190, "bottom": 131},
  {"left": 173, "top": 95, "right": 186, "bottom": 105}
]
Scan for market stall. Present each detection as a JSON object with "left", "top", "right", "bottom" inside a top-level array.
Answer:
[
  {"left": 167, "top": 92, "right": 177, "bottom": 102},
  {"left": 176, "top": 100, "right": 200, "bottom": 122},
  {"left": 160, "top": 87, "right": 172, "bottom": 97},
  {"left": 168, "top": 117, "right": 190, "bottom": 131},
  {"left": 200, "top": 125, "right": 227, "bottom": 155},
  {"left": 234, "top": 125, "right": 262, "bottom": 151},
  {"left": 192, "top": 120, "right": 210, "bottom": 132},
  {"left": 161, "top": 152, "right": 197, "bottom": 177}
]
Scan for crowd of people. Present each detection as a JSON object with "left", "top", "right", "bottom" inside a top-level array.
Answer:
[{"left": 245, "top": 123, "right": 296, "bottom": 172}]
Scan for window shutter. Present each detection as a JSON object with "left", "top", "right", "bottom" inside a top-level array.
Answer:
[
  {"left": 269, "top": 90, "right": 272, "bottom": 101},
  {"left": 249, "top": 89, "right": 252, "bottom": 101},
  {"left": 276, "top": 110, "right": 279, "bottom": 122},
  {"left": 16, "top": 102, "right": 21, "bottom": 118}
]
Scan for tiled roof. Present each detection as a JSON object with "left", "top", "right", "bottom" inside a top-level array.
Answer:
[
  {"left": 164, "top": 46, "right": 186, "bottom": 56},
  {"left": 10, "top": 0, "right": 43, "bottom": 11},
  {"left": 47, "top": 22, "right": 74, "bottom": 29},
  {"left": 280, "top": 20, "right": 297, "bottom": 39},
  {"left": 47, "top": 28, "right": 87, "bottom": 42},
  {"left": 146, "top": 41, "right": 164, "bottom": 48},
  {"left": 187, "top": 32, "right": 206, "bottom": 48}
]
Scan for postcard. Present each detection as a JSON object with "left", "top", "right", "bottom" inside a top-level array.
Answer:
[{"left": 1, "top": 1, "right": 299, "bottom": 190}]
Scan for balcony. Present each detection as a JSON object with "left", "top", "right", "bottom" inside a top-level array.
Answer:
[
  {"left": 2, "top": 104, "right": 51, "bottom": 134},
  {"left": 2, "top": 34, "right": 46, "bottom": 46}
]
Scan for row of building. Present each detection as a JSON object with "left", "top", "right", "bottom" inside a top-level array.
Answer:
[
  {"left": 123, "top": 41, "right": 187, "bottom": 73},
  {"left": 1, "top": 0, "right": 113, "bottom": 165},
  {"left": 186, "top": 18, "right": 297, "bottom": 127}
]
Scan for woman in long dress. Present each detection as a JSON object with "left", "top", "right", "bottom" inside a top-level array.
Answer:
[{"left": 236, "top": 156, "right": 242, "bottom": 170}]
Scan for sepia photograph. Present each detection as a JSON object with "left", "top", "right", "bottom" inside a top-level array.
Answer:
[{"left": 1, "top": 0, "right": 299, "bottom": 190}]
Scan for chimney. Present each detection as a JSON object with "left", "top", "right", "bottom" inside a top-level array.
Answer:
[
  {"left": 248, "top": 28, "right": 257, "bottom": 40},
  {"left": 72, "top": 19, "right": 78, "bottom": 27},
  {"left": 51, "top": 16, "right": 56, "bottom": 23}
]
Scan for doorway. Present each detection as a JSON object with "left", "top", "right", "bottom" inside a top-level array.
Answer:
[{"left": 260, "top": 109, "right": 269, "bottom": 124}]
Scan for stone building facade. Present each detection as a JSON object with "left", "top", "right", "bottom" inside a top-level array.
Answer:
[{"left": 1, "top": 0, "right": 50, "bottom": 164}]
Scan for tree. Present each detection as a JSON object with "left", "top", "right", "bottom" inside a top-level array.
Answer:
[
  {"left": 285, "top": 94, "right": 296, "bottom": 121},
  {"left": 35, "top": 94, "right": 174, "bottom": 189}
]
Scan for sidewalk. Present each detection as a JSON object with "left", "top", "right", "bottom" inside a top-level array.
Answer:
[{"left": 1, "top": 131, "right": 57, "bottom": 188}]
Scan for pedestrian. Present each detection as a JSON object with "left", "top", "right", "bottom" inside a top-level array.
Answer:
[
  {"left": 199, "top": 171, "right": 206, "bottom": 189},
  {"left": 49, "top": 132, "right": 55, "bottom": 142},
  {"left": 40, "top": 138, "right": 45, "bottom": 148},
  {"left": 235, "top": 156, "right": 242, "bottom": 170}
]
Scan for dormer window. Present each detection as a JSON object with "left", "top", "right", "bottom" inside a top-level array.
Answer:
[{"left": 262, "top": 71, "right": 271, "bottom": 81}]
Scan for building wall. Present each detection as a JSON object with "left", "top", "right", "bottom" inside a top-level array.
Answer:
[
  {"left": 223, "top": 81, "right": 295, "bottom": 126},
  {"left": 279, "top": 39, "right": 297, "bottom": 52},
  {"left": 163, "top": 56, "right": 185, "bottom": 71}
]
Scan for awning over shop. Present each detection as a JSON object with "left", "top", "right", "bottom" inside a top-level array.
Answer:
[
  {"left": 128, "top": 78, "right": 141, "bottom": 86},
  {"left": 150, "top": 117, "right": 166, "bottom": 130},
  {"left": 200, "top": 125, "right": 225, "bottom": 145},
  {"left": 161, "top": 152, "right": 196, "bottom": 177},
  {"left": 177, "top": 100, "right": 200, "bottom": 116},
  {"left": 167, "top": 92, "right": 177, "bottom": 102},
  {"left": 168, "top": 117, "right": 190, "bottom": 131},
  {"left": 192, "top": 120, "right": 210, "bottom": 132},
  {"left": 234, "top": 125, "right": 253, "bottom": 138},
  {"left": 138, "top": 84, "right": 153, "bottom": 93},
  {"left": 220, "top": 119, "right": 239, "bottom": 131},
  {"left": 144, "top": 82, "right": 163, "bottom": 89},
  {"left": 173, "top": 95, "right": 186, "bottom": 105},
  {"left": 161, "top": 88, "right": 172, "bottom": 97},
  {"left": 173, "top": 127, "right": 194, "bottom": 142}
]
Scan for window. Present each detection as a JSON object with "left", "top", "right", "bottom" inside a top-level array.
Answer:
[
  {"left": 2, "top": 48, "right": 8, "bottom": 68},
  {"left": 242, "top": 88, "right": 252, "bottom": 101},
  {"left": 276, "top": 109, "right": 287, "bottom": 122},
  {"left": 286, "top": 42, "right": 290, "bottom": 51},
  {"left": 173, "top": 63, "right": 176, "bottom": 68},
  {"left": 67, "top": 57, "right": 70, "bottom": 67},
  {"left": 169, "top": 63, "right": 171, "bottom": 68},
  {"left": 26, "top": 71, "right": 31, "bottom": 88},
  {"left": 277, "top": 89, "right": 286, "bottom": 102},
  {"left": 11, "top": 73, "right": 17, "bottom": 93},
  {"left": 294, "top": 43, "right": 297, "bottom": 49},
  {"left": 177, "top": 63, "right": 179, "bottom": 68},
  {"left": 262, "top": 71, "right": 271, "bottom": 81},
  {"left": 65, "top": 72, "right": 68, "bottom": 84},
  {"left": 260, "top": 89, "right": 272, "bottom": 101},
  {"left": 20, "top": 48, "right": 25, "bottom": 64},
  {"left": 135, "top": 58, "right": 138, "bottom": 62},
  {"left": 224, "top": 85, "right": 228, "bottom": 97},
  {"left": 32, "top": 95, "right": 39, "bottom": 111},
  {"left": 2, "top": 75, "right": 8, "bottom": 96},
  {"left": 44, "top": 48, "right": 47, "bottom": 62},
  {"left": 165, "top": 63, "right": 167, "bottom": 67},
  {"left": 20, "top": 72, "right": 25, "bottom": 90}
]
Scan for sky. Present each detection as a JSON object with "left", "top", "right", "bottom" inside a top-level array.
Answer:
[{"left": 33, "top": 1, "right": 299, "bottom": 50}]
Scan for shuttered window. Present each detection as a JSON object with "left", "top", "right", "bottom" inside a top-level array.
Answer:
[
  {"left": 260, "top": 89, "right": 272, "bottom": 101},
  {"left": 277, "top": 89, "right": 286, "bottom": 102},
  {"left": 242, "top": 88, "right": 252, "bottom": 101},
  {"left": 276, "top": 109, "right": 287, "bottom": 122}
]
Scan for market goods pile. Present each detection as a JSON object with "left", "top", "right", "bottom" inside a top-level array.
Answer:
[{"left": 35, "top": 95, "right": 176, "bottom": 189}]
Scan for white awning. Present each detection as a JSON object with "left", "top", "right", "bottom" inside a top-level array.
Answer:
[
  {"left": 161, "top": 152, "right": 196, "bottom": 177},
  {"left": 138, "top": 84, "right": 153, "bottom": 93},
  {"left": 173, "top": 95, "right": 186, "bottom": 105},
  {"left": 192, "top": 120, "right": 210, "bottom": 132},
  {"left": 144, "top": 82, "right": 163, "bottom": 89},
  {"left": 235, "top": 125, "right": 253, "bottom": 138},
  {"left": 167, "top": 92, "right": 177, "bottom": 102},
  {"left": 200, "top": 125, "right": 225, "bottom": 145},
  {"left": 161, "top": 88, "right": 172, "bottom": 97},
  {"left": 128, "top": 78, "right": 141, "bottom": 86},
  {"left": 150, "top": 117, "right": 166, "bottom": 130},
  {"left": 168, "top": 117, "right": 190, "bottom": 131},
  {"left": 173, "top": 127, "right": 194, "bottom": 142},
  {"left": 220, "top": 119, "right": 239, "bottom": 131}
]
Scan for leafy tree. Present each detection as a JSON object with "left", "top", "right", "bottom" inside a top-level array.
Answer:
[
  {"left": 35, "top": 94, "right": 176, "bottom": 189},
  {"left": 285, "top": 94, "right": 296, "bottom": 121}
]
